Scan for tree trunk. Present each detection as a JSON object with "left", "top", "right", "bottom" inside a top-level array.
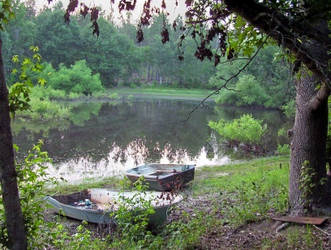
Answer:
[
  {"left": 0, "top": 37, "right": 27, "bottom": 249},
  {"left": 289, "top": 72, "right": 329, "bottom": 214}
]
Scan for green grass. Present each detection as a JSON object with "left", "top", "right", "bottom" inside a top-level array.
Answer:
[
  {"left": 113, "top": 87, "right": 215, "bottom": 100},
  {"left": 192, "top": 156, "right": 289, "bottom": 225}
]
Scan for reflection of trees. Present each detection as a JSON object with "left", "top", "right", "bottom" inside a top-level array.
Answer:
[
  {"left": 12, "top": 102, "right": 105, "bottom": 137},
  {"left": 12, "top": 118, "right": 71, "bottom": 160},
  {"left": 12, "top": 101, "right": 105, "bottom": 159},
  {"left": 13, "top": 100, "right": 214, "bottom": 163},
  {"left": 69, "top": 102, "right": 103, "bottom": 126},
  {"left": 12, "top": 118, "right": 70, "bottom": 137},
  {"left": 13, "top": 99, "right": 289, "bottom": 163}
]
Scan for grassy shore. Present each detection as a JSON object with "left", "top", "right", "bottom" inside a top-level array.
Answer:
[
  {"left": 44, "top": 155, "right": 330, "bottom": 249},
  {"left": 113, "top": 87, "right": 215, "bottom": 101}
]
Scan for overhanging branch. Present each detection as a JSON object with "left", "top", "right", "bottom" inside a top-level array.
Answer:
[
  {"left": 224, "top": 0, "right": 330, "bottom": 84},
  {"left": 310, "top": 84, "right": 330, "bottom": 111},
  {"left": 184, "top": 35, "right": 268, "bottom": 122}
]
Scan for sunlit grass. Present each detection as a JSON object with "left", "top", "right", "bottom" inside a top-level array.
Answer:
[{"left": 113, "top": 87, "right": 215, "bottom": 99}]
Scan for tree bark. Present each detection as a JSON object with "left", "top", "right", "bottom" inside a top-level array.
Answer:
[
  {"left": 0, "top": 38, "right": 27, "bottom": 249},
  {"left": 289, "top": 72, "right": 329, "bottom": 214},
  {"left": 223, "top": 0, "right": 331, "bottom": 215}
]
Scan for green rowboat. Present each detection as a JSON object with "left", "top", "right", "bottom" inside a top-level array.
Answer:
[{"left": 45, "top": 188, "right": 182, "bottom": 227}]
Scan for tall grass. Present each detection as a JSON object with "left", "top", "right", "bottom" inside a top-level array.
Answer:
[{"left": 17, "top": 87, "right": 71, "bottom": 121}]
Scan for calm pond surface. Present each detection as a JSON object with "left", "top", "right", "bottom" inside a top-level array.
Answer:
[{"left": 12, "top": 97, "right": 288, "bottom": 183}]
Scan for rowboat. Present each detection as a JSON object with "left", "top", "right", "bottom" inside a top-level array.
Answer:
[
  {"left": 45, "top": 188, "right": 182, "bottom": 227},
  {"left": 126, "top": 163, "right": 195, "bottom": 191}
]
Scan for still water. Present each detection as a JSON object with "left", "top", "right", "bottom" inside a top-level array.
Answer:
[{"left": 12, "top": 97, "right": 287, "bottom": 183}]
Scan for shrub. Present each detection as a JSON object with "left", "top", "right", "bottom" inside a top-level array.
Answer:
[
  {"left": 215, "top": 74, "right": 270, "bottom": 107},
  {"left": 281, "top": 99, "right": 296, "bottom": 119},
  {"left": 110, "top": 177, "right": 162, "bottom": 249},
  {"left": 17, "top": 97, "right": 71, "bottom": 121},
  {"left": 0, "top": 141, "right": 57, "bottom": 249},
  {"left": 30, "top": 85, "right": 67, "bottom": 100},
  {"left": 215, "top": 89, "right": 241, "bottom": 105},
  {"left": 277, "top": 144, "right": 290, "bottom": 155},
  {"left": 236, "top": 74, "right": 270, "bottom": 106},
  {"left": 209, "top": 114, "right": 267, "bottom": 145},
  {"left": 47, "top": 60, "right": 104, "bottom": 95}
]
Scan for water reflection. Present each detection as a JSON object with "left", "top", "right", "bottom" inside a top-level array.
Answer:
[
  {"left": 12, "top": 98, "right": 287, "bottom": 183},
  {"left": 47, "top": 140, "right": 230, "bottom": 183}
]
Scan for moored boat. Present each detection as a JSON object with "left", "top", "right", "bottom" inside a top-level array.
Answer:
[
  {"left": 126, "top": 163, "right": 195, "bottom": 191},
  {"left": 45, "top": 188, "right": 182, "bottom": 227}
]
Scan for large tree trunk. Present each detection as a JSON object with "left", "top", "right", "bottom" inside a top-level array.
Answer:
[
  {"left": 289, "top": 72, "right": 329, "bottom": 214},
  {"left": 0, "top": 38, "right": 27, "bottom": 249}
]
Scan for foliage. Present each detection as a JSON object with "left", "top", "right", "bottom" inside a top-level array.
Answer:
[
  {"left": 212, "top": 46, "right": 294, "bottom": 109},
  {"left": 220, "top": 166, "right": 288, "bottom": 225},
  {"left": 8, "top": 46, "right": 44, "bottom": 115},
  {"left": 0, "top": 141, "right": 57, "bottom": 249},
  {"left": 0, "top": 0, "right": 15, "bottom": 31},
  {"left": 277, "top": 127, "right": 287, "bottom": 137},
  {"left": 16, "top": 96, "right": 71, "bottom": 121},
  {"left": 281, "top": 99, "right": 296, "bottom": 119},
  {"left": 299, "top": 161, "right": 318, "bottom": 212},
  {"left": 29, "top": 85, "right": 67, "bottom": 99},
  {"left": 164, "top": 211, "right": 212, "bottom": 249},
  {"left": 209, "top": 114, "right": 267, "bottom": 145},
  {"left": 47, "top": 221, "right": 108, "bottom": 250},
  {"left": 45, "top": 60, "right": 103, "bottom": 96},
  {"left": 235, "top": 74, "right": 269, "bottom": 106},
  {"left": 110, "top": 177, "right": 161, "bottom": 249},
  {"left": 2, "top": 5, "right": 217, "bottom": 89},
  {"left": 276, "top": 144, "right": 290, "bottom": 155}
]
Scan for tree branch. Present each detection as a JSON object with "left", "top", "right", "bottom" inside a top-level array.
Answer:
[
  {"left": 310, "top": 84, "right": 330, "bottom": 111},
  {"left": 224, "top": 0, "right": 330, "bottom": 84},
  {"left": 183, "top": 36, "right": 268, "bottom": 122}
]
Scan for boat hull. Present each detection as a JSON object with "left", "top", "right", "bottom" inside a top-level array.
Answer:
[
  {"left": 45, "top": 189, "right": 182, "bottom": 227},
  {"left": 126, "top": 164, "right": 195, "bottom": 191}
]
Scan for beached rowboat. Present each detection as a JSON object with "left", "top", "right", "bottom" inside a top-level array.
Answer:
[
  {"left": 126, "top": 163, "right": 195, "bottom": 191},
  {"left": 45, "top": 188, "right": 182, "bottom": 227}
]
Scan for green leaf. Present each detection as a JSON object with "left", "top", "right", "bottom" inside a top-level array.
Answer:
[
  {"left": 12, "top": 55, "right": 19, "bottom": 63},
  {"left": 38, "top": 78, "right": 46, "bottom": 86}
]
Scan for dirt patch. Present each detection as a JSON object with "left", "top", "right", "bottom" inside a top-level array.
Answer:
[{"left": 167, "top": 195, "right": 331, "bottom": 249}]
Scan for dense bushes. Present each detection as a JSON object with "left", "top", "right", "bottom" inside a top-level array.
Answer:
[
  {"left": 43, "top": 60, "right": 104, "bottom": 96},
  {"left": 216, "top": 75, "right": 270, "bottom": 107},
  {"left": 209, "top": 114, "right": 267, "bottom": 146},
  {"left": 209, "top": 46, "right": 295, "bottom": 110}
]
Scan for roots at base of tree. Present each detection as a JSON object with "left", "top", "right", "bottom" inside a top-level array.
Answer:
[
  {"left": 288, "top": 205, "right": 331, "bottom": 217},
  {"left": 290, "top": 192, "right": 331, "bottom": 216}
]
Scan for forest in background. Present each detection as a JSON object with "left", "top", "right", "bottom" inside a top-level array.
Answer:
[{"left": 3, "top": 1, "right": 295, "bottom": 111}]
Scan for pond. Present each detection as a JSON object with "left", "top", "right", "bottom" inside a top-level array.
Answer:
[{"left": 12, "top": 97, "right": 288, "bottom": 183}]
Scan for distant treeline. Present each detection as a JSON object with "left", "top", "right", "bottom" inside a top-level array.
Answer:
[
  {"left": 3, "top": 1, "right": 215, "bottom": 89},
  {"left": 3, "top": 1, "right": 295, "bottom": 110}
]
